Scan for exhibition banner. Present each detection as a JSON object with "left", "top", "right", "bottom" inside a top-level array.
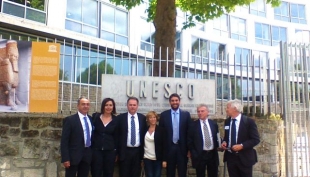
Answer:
[{"left": 0, "top": 40, "right": 60, "bottom": 112}]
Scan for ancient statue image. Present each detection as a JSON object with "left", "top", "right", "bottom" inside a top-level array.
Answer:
[{"left": 0, "top": 40, "right": 21, "bottom": 107}]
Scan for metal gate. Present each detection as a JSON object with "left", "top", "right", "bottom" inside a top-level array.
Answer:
[{"left": 280, "top": 42, "right": 310, "bottom": 177}]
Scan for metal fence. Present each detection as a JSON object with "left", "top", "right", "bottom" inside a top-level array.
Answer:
[{"left": 1, "top": 29, "right": 310, "bottom": 176}]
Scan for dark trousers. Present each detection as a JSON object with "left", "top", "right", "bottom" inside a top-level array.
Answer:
[
  {"left": 226, "top": 152, "right": 253, "bottom": 177},
  {"left": 144, "top": 158, "right": 162, "bottom": 177},
  {"left": 120, "top": 147, "right": 141, "bottom": 177},
  {"left": 65, "top": 148, "right": 92, "bottom": 177},
  {"left": 195, "top": 150, "right": 218, "bottom": 177},
  {"left": 91, "top": 149, "right": 116, "bottom": 177},
  {"left": 166, "top": 144, "right": 188, "bottom": 177}
]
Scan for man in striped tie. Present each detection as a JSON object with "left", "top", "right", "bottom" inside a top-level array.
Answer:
[
  {"left": 61, "top": 96, "right": 93, "bottom": 177},
  {"left": 188, "top": 104, "right": 219, "bottom": 177},
  {"left": 117, "top": 97, "right": 147, "bottom": 177}
]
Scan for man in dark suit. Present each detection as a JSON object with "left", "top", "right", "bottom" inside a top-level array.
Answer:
[
  {"left": 61, "top": 96, "right": 92, "bottom": 177},
  {"left": 221, "top": 99, "right": 260, "bottom": 177},
  {"left": 188, "top": 104, "right": 219, "bottom": 177},
  {"left": 159, "top": 93, "right": 191, "bottom": 177},
  {"left": 117, "top": 97, "right": 147, "bottom": 177}
]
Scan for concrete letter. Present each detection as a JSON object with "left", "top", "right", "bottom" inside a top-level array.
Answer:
[
  {"left": 126, "top": 80, "right": 134, "bottom": 97},
  {"left": 188, "top": 84, "right": 194, "bottom": 99},
  {"left": 140, "top": 81, "right": 147, "bottom": 98},
  {"left": 164, "top": 83, "right": 171, "bottom": 98},
  {"left": 152, "top": 81, "right": 159, "bottom": 98}
]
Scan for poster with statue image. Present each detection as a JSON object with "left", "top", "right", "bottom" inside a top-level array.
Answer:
[{"left": 0, "top": 40, "right": 60, "bottom": 112}]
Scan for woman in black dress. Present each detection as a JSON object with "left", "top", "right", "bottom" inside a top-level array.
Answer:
[{"left": 91, "top": 98, "right": 118, "bottom": 177}]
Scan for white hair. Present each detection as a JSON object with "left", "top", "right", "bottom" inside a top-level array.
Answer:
[{"left": 227, "top": 99, "right": 243, "bottom": 113}]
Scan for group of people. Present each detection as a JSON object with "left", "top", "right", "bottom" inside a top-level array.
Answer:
[{"left": 60, "top": 93, "right": 260, "bottom": 177}]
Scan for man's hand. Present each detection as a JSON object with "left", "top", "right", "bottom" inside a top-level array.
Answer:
[
  {"left": 63, "top": 161, "right": 70, "bottom": 168},
  {"left": 187, "top": 151, "right": 191, "bottom": 158},
  {"left": 231, "top": 144, "right": 243, "bottom": 152},
  {"left": 221, "top": 141, "right": 227, "bottom": 150},
  {"left": 162, "top": 161, "right": 167, "bottom": 168}
]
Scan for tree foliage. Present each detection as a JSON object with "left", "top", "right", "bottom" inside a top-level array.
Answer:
[
  {"left": 111, "top": 0, "right": 280, "bottom": 29},
  {"left": 109, "top": 0, "right": 281, "bottom": 77}
]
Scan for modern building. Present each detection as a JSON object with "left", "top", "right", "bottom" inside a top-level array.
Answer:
[
  {"left": 1, "top": 0, "right": 309, "bottom": 101},
  {"left": 1, "top": 0, "right": 310, "bottom": 176}
]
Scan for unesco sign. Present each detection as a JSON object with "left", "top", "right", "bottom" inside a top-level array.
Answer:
[{"left": 102, "top": 75, "right": 216, "bottom": 115}]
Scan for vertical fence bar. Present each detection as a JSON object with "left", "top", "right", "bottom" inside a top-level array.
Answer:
[{"left": 251, "top": 54, "right": 255, "bottom": 117}]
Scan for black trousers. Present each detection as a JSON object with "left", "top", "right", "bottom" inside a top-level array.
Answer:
[
  {"left": 195, "top": 150, "right": 218, "bottom": 177},
  {"left": 91, "top": 149, "right": 116, "bottom": 177},
  {"left": 120, "top": 147, "right": 141, "bottom": 177},
  {"left": 65, "top": 147, "right": 92, "bottom": 177},
  {"left": 226, "top": 152, "right": 253, "bottom": 177},
  {"left": 166, "top": 144, "right": 188, "bottom": 177}
]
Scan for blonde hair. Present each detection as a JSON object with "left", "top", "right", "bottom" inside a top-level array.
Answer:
[{"left": 146, "top": 111, "right": 159, "bottom": 123}]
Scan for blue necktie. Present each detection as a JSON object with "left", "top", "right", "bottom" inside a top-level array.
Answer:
[
  {"left": 172, "top": 112, "right": 179, "bottom": 143},
  {"left": 131, "top": 116, "right": 136, "bottom": 146},
  {"left": 231, "top": 119, "right": 236, "bottom": 147},
  {"left": 83, "top": 117, "right": 91, "bottom": 147}
]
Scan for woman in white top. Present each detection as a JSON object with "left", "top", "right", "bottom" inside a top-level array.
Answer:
[{"left": 143, "top": 111, "right": 167, "bottom": 177}]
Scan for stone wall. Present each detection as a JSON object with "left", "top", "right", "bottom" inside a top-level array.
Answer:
[{"left": 0, "top": 114, "right": 285, "bottom": 177}]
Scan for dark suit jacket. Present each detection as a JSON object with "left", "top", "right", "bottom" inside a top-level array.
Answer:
[
  {"left": 144, "top": 125, "right": 167, "bottom": 161},
  {"left": 159, "top": 109, "right": 191, "bottom": 156},
  {"left": 223, "top": 115, "right": 260, "bottom": 166},
  {"left": 188, "top": 119, "right": 219, "bottom": 168},
  {"left": 117, "top": 112, "right": 147, "bottom": 161},
  {"left": 91, "top": 113, "right": 119, "bottom": 151},
  {"left": 61, "top": 113, "right": 92, "bottom": 165}
]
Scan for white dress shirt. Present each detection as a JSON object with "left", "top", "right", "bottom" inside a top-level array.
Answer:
[
  {"left": 200, "top": 119, "right": 214, "bottom": 150},
  {"left": 229, "top": 113, "right": 241, "bottom": 148},
  {"left": 127, "top": 113, "right": 140, "bottom": 147},
  {"left": 78, "top": 111, "right": 92, "bottom": 147}
]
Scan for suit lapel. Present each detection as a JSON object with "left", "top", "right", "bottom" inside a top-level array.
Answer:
[{"left": 75, "top": 113, "right": 85, "bottom": 142}]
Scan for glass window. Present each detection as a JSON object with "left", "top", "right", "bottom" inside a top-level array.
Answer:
[
  {"left": 2, "top": 0, "right": 46, "bottom": 23},
  {"left": 295, "top": 30, "right": 310, "bottom": 43},
  {"left": 250, "top": 0, "right": 266, "bottom": 17},
  {"left": 213, "top": 14, "right": 229, "bottom": 37},
  {"left": 235, "top": 47, "right": 250, "bottom": 70},
  {"left": 272, "top": 26, "right": 286, "bottom": 46},
  {"left": 255, "top": 23, "right": 270, "bottom": 45},
  {"left": 191, "top": 37, "right": 208, "bottom": 63},
  {"left": 66, "top": 0, "right": 98, "bottom": 37},
  {"left": 274, "top": 2, "right": 306, "bottom": 24},
  {"left": 210, "top": 42, "right": 226, "bottom": 62},
  {"left": 140, "top": 18, "right": 155, "bottom": 52},
  {"left": 101, "top": 4, "right": 128, "bottom": 45},
  {"left": 231, "top": 16, "right": 247, "bottom": 41}
]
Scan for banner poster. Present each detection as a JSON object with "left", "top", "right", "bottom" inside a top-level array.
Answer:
[{"left": 0, "top": 40, "right": 60, "bottom": 112}]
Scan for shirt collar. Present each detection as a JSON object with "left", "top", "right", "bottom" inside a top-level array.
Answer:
[
  {"left": 232, "top": 113, "right": 241, "bottom": 122},
  {"left": 171, "top": 108, "right": 180, "bottom": 114},
  {"left": 78, "top": 111, "right": 87, "bottom": 119}
]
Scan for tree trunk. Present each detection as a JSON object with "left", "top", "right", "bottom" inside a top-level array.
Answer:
[{"left": 153, "top": 0, "right": 176, "bottom": 77}]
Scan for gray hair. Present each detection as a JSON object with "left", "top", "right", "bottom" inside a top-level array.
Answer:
[
  {"left": 77, "top": 96, "right": 88, "bottom": 104},
  {"left": 227, "top": 99, "right": 243, "bottom": 113},
  {"left": 197, "top": 103, "right": 209, "bottom": 111}
]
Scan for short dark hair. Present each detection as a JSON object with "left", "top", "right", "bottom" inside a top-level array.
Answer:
[
  {"left": 100, "top": 98, "right": 116, "bottom": 115},
  {"left": 169, "top": 93, "right": 180, "bottom": 101},
  {"left": 127, "top": 97, "right": 139, "bottom": 104},
  {"left": 77, "top": 96, "right": 88, "bottom": 104}
]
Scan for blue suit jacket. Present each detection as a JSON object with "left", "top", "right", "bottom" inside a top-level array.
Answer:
[
  {"left": 187, "top": 119, "right": 219, "bottom": 168},
  {"left": 159, "top": 109, "right": 191, "bottom": 156},
  {"left": 223, "top": 115, "right": 260, "bottom": 166},
  {"left": 60, "top": 113, "right": 92, "bottom": 165}
]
